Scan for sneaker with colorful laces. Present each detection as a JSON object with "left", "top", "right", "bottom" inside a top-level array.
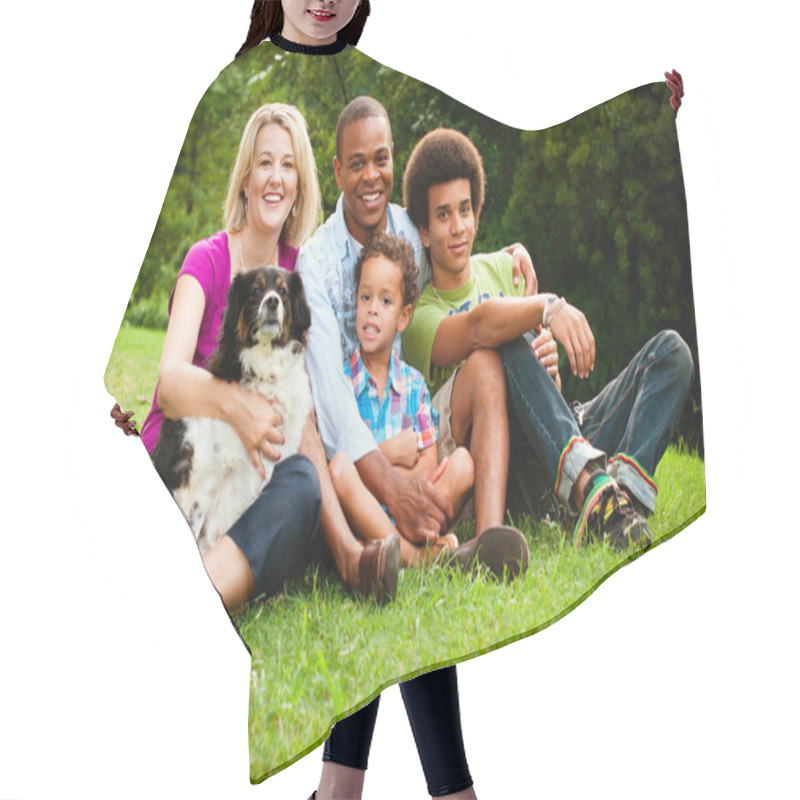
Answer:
[
  {"left": 573, "top": 474, "right": 651, "bottom": 551},
  {"left": 616, "top": 487, "right": 652, "bottom": 550}
]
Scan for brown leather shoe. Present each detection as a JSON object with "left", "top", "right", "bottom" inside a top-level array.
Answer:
[
  {"left": 444, "top": 525, "right": 530, "bottom": 582},
  {"left": 356, "top": 533, "right": 400, "bottom": 604}
]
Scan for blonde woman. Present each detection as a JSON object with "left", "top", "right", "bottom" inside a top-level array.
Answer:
[{"left": 132, "top": 101, "right": 398, "bottom": 612}]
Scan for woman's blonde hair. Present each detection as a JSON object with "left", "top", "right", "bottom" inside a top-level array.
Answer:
[{"left": 223, "top": 103, "right": 321, "bottom": 247}]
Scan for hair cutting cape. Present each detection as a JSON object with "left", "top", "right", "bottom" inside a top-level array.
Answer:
[{"left": 104, "top": 40, "right": 704, "bottom": 783}]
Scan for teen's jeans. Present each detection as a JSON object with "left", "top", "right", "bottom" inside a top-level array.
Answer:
[{"left": 502, "top": 330, "right": 694, "bottom": 517}]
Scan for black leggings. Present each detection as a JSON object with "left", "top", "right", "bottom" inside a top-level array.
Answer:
[{"left": 323, "top": 666, "right": 473, "bottom": 797}]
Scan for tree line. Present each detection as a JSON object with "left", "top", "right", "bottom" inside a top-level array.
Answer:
[{"left": 126, "top": 44, "right": 703, "bottom": 451}]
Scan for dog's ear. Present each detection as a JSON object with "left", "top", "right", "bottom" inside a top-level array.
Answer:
[
  {"left": 207, "top": 273, "right": 246, "bottom": 381},
  {"left": 288, "top": 271, "right": 312, "bottom": 343}
]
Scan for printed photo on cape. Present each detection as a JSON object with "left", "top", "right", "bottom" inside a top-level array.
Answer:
[{"left": 104, "top": 40, "right": 704, "bottom": 781}]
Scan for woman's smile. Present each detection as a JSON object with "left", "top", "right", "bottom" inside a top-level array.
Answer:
[
  {"left": 243, "top": 123, "right": 299, "bottom": 238},
  {"left": 308, "top": 8, "right": 335, "bottom": 22},
  {"left": 281, "top": 0, "right": 360, "bottom": 45}
]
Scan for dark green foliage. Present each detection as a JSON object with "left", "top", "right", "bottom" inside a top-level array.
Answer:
[
  {"left": 122, "top": 45, "right": 702, "bottom": 449},
  {"left": 501, "top": 84, "right": 701, "bottom": 449}
]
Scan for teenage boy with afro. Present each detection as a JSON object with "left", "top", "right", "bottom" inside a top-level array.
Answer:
[{"left": 402, "top": 128, "right": 694, "bottom": 548}]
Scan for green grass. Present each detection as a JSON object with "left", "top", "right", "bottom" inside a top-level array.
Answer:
[
  {"left": 104, "top": 324, "right": 164, "bottom": 423},
  {"left": 106, "top": 326, "right": 706, "bottom": 782}
]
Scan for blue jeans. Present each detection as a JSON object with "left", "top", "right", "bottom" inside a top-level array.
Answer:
[
  {"left": 502, "top": 330, "right": 694, "bottom": 516},
  {"left": 227, "top": 454, "right": 322, "bottom": 600}
]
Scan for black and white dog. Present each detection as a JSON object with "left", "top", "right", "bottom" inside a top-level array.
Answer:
[{"left": 152, "top": 266, "right": 314, "bottom": 555}]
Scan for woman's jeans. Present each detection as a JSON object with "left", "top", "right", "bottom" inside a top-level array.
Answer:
[{"left": 227, "top": 454, "right": 322, "bottom": 599}]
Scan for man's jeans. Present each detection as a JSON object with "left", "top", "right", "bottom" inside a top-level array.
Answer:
[{"left": 501, "top": 330, "right": 694, "bottom": 518}]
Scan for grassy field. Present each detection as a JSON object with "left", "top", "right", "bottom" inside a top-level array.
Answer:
[
  {"left": 104, "top": 324, "right": 164, "bottom": 423},
  {"left": 105, "top": 326, "right": 706, "bottom": 782}
]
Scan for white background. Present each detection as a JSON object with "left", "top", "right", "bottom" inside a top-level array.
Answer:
[{"left": 1, "top": 1, "right": 797, "bottom": 798}]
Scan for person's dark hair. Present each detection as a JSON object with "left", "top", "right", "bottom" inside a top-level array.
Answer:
[
  {"left": 237, "top": 0, "right": 371, "bottom": 58},
  {"left": 403, "top": 128, "right": 486, "bottom": 231},
  {"left": 354, "top": 231, "right": 419, "bottom": 307},
  {"left": 335, "top": 95, "right": 392, "bottom": 160}
]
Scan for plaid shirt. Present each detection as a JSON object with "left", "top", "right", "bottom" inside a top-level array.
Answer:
[
  {"left": 297, "top": 196, "right": 428, "bottom": 462},
  {"left": 345, "top": 348, "right": 438, "bottom": 451}
]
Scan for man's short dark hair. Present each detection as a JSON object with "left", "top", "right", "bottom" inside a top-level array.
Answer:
[
  {"left": 403, "top": 128, "right": 486, "bottom": 231},
  {"left": 335, "top": 96, "right": 392, "bottom": 160},
  {"left": 354, "top": 231, "right": 419, "bottom": 307}
]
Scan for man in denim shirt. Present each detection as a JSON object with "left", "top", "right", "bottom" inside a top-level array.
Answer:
[
  {"left": 300, "top": 93, "right": 535, "bottom": 800},
  {"left": 298, "top": 96, "right": 536, "bottom": 545}
]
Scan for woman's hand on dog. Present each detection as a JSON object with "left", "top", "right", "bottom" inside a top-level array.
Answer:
[{"left": 230, "top": 387, "right": 284, "bottom": 478}]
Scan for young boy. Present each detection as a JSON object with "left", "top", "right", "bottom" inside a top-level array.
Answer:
[{"left": 329, "top": 231, "right": 528, "bottom": 576}]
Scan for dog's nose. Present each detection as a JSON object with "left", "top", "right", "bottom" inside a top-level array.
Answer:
[{"left": 266, "top": 295, "right": 279, "bottom": 311}]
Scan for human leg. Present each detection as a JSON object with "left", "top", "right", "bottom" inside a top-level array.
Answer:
[
  {"left": 433, "top": 446, "right": 475, "bottom": 520},
  {"left": 202, "top": 536, "right": 254, "bottom": 614},
  {"left": 446, "top": 349, "right": 509, "bottom": 535},
  {"left": 329, "top": 452, "right": 431, "bottom": 566},
  {"left": 300, "top": 417, "right": 400, "bottom": 599},
  {"left": 400, "top": 667, "right": 475, "bottom": 799},
  {"left": 203, "top": 453, "right": 321, "bottom": 614},
  {"left": 316, "top": 696, "right": 381, "bottom": 799},
  {"left": 435, "top": 352, "right": 529, "bottom": 578},
  {"left": 501, "top": 336, "right": 648, "bottom": 549},
  {"left": 576, "top": 330, "right": 694, "bottom": 513},
  {"left": 317, "top": 669, "right": 475, "bottom": 800},
  {"left": 501, "top": 336, "right": 605, "bottom": 511},
  {"left": 300, "top": 418, "right": 363, "bottom": 587},
  {"left": 506, "top": 395, "right": 556, "bottom": 520}
]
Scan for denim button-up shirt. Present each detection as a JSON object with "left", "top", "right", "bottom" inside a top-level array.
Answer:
[{"left": 297, "top": 195, "right": 429, "bottom": 461}]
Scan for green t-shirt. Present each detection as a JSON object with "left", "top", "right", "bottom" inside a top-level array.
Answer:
[{"left": 402, "top": 251, "right": 525, "bottom": 396}]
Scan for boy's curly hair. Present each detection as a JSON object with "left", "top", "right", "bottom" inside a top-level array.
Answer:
[
  {"left": 354, "top": 232, "right": 419, "bottom": 307},
  {"left": 403, "top": 128, "right": 486, "bottom": 231}
]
